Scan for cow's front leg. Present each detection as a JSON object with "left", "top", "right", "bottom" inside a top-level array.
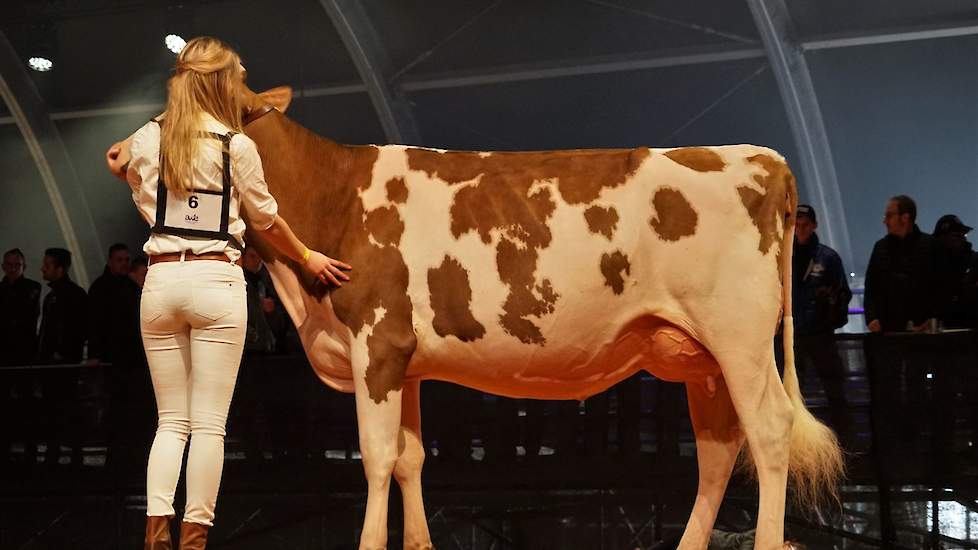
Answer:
[
  {"left": 353, "top": 357, "right": 404, "bottom": 550},
  {"left": 393, "top": 379, "right": 432, "bottom": 549}
]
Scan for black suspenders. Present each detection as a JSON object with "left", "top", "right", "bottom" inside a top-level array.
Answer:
[{"left": 150, "top": 118, "right": 241, "bottom": 246}]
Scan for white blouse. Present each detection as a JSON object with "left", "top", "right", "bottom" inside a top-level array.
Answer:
[{"left": 126, "top": 112, "right": 279, "bottom": 262}]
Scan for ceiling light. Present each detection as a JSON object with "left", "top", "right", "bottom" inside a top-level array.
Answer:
[
  {"left": 165, "top": 34, "right": 186, "bottom": 54},
  {"left": 28, "top": 57, "right": 53, "bottom": 72}
]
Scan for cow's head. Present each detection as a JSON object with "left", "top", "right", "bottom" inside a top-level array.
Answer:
[{"left": 106, "top": 84, "right": 293, "bottom": 181}]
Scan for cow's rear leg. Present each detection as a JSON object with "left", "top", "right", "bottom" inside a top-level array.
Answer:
[
  {"left": 352, "top": 358, "right": 404, "bottom": 550},
  {"left": 393, "top": 379, "right": 432, "bottom": 549},
  {"left": 645, "top": 324, "right": 743, "bottom": 549},
  {"left": 678, "top": 377, "right": 744, "bottom": 549},
  {"left": 715, "top": 349, "right": 794, "bottom": 549}
]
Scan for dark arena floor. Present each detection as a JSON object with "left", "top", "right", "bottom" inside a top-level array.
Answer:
[{"left": 2, "top": 331, "right": 977, "bottom": 549}]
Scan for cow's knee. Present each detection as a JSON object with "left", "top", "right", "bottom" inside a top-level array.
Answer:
[{"left": 362, "top": 449, "right": 398, "bottom": 487}]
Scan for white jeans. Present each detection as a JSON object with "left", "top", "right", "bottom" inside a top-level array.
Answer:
[{"left": 141, "top": 259, "right": 246, "bottom": 526}]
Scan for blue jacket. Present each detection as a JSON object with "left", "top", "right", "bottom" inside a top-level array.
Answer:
[{"left": 792, "top": 233, "right": 852, "bottom": 335}]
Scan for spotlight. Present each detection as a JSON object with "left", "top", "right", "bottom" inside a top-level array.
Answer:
[
  {"left": 28, "top": 57, "right": 53, "bottom": 72},
  {"left": 849, "top": 272, "right": 855, "bottom": 278},
  {"left": 165, "top": 34, "right": 186, "bottom": 54}
]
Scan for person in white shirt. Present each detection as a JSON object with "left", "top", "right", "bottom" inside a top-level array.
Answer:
[{"left": 107, "top": 36, "right": 351, "bottom": 550}]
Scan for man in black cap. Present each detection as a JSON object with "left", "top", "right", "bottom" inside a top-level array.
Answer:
[
  {"left": 788, "top": 204, "right": 852, "bottom": 437},
  {"left": 932, "top": 214, "right": 976, "bottom": 329},
  {"left": 864, "top": 195, "right": 938, "bottom": 333}
]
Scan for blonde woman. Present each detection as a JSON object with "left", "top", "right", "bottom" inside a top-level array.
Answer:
[{"left": 110, "top": 37, "right": 350, "bottom": 549}]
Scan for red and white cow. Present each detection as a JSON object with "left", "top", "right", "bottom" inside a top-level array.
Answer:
[{"left": 110, "top": 86, "right": 842, "bottom": 550}]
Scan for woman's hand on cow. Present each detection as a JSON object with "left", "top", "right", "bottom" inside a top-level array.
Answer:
[{"left": 305, "top": 250, "right": 352, "bottom": 287}]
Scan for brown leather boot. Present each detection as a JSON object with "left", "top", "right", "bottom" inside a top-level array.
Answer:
[
  {"left": 144, "top": 515, "right": 173, "bottom": 550},
  {"left": 179, "top": 521, "right": 210, "bottom": 550}
]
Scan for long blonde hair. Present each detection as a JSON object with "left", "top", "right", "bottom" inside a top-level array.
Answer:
[{"left": 160, "top": 36, "right": 244, "bottom": 194}]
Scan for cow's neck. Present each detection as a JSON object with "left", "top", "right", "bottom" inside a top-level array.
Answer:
[{"left": 244, "top": 110, "right": 360, "bottom": 256}]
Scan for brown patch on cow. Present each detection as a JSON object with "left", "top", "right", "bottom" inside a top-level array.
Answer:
[
  {"left": 428, "top": 256, "right": 486, "bottom": 342},
  {"left": 584, "top": 205, "right": 619, "bottom": 240},
  {"left": 600, "top": 251, "right": 631, "bottom": 294},
  {"left": 242, "top": 110, "right": 416, "bottom": 404},
  {"left": 495, "top": 238, "right": 559, "bottom": 344},
  {"left": 365, "top": 206, "right": 404, "bottom": 246},
  {"left": 664, "top": 148, "right": 726, "bottom": 172},
  {"left": 650, "top": 188, "right": 698, "bottom": 241},
  {"left": 738, "top": 154, "right": 791, "bottom": 255},
  {"left": 405, "top": 147, "right": 648, "bottom": 344},
  {"left": 406, "top": 147, "right": 649, "bottom": 205},
  {"left": 386, "top": 177, "right": 408, "bottom": 204}
]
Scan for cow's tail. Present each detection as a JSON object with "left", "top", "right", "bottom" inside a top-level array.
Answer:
[{"left": 779, "top": 163, "right": 845, "bottom": 512}]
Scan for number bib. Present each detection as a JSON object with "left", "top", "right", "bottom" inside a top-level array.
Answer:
[
  {"left": 150, "top": 119, "right": 241, "bottom": 245},
  {"left": 161, "top": 190, "right": 225, "bottom": 233}
]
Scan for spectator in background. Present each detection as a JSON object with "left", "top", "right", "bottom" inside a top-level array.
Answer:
[
  {"left": 1, "top": 248, "right": 41, "bottom": 366},
  {"left": 1, "top": 248, "right": 42, "bottom": 464},
  {"left": 36, "top": 247, "right": 87, "bottom": 466},
  {"left": 87, "top": 243, "right": 142, "bottom": 367},
  {"left": 241, "top": 246, "right": 284, "bottom": 355},
  {"left": 129, "top": 255, "right": 149, "bottom": 288},
  {"left": 37, "top": 248, "right": 87, "bottom": 363},
  {"left": 864, "top": 195, "right": 937, "bottom": 333},
  {"left": 931, "top": 215, "right": 976, "bottom": 329},
  {"left": 236, "top": 246, "right": 293, "bottom": 463},
  {"left": 87, "top": 244, "right": 152, "bottom": 469},
  {"left": 788, "top": 205, "right": 852, "bottom": 437}
]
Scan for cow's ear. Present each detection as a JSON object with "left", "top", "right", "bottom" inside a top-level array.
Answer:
[{"left": 258, "top": 86, "right": 293, "bottom": 114}]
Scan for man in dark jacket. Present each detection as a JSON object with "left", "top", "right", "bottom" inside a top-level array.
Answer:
[
  {"left": 864, "top": 195, "right": 938, "bottom": 333},
  {"left": 38, "top": 248, "right": 87, "bottom": 364},
  {"left": 931, "top": 215, "right": 976, "bottom": 329},
  {"left": 1, "top": 248, "right": 42, "bottom": 463},
  {"left": 790, "top": 205, "right": 852, "bottom": 437},
  {"left": 87, "top": 243, "right": 151, "bottom": 468},
  {"left": 1, "top": 248, "right": 41, "bottom": 366},
  {"left": 37, "top": 247, "right": 87, "bottom": 466},
  {"left": 87, "top": 243, "right": 142, "bottom": 367}
]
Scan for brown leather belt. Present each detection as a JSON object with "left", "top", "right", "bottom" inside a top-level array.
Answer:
[{"left": 148, "top": 252, "right": 241, "bottom": 266}]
